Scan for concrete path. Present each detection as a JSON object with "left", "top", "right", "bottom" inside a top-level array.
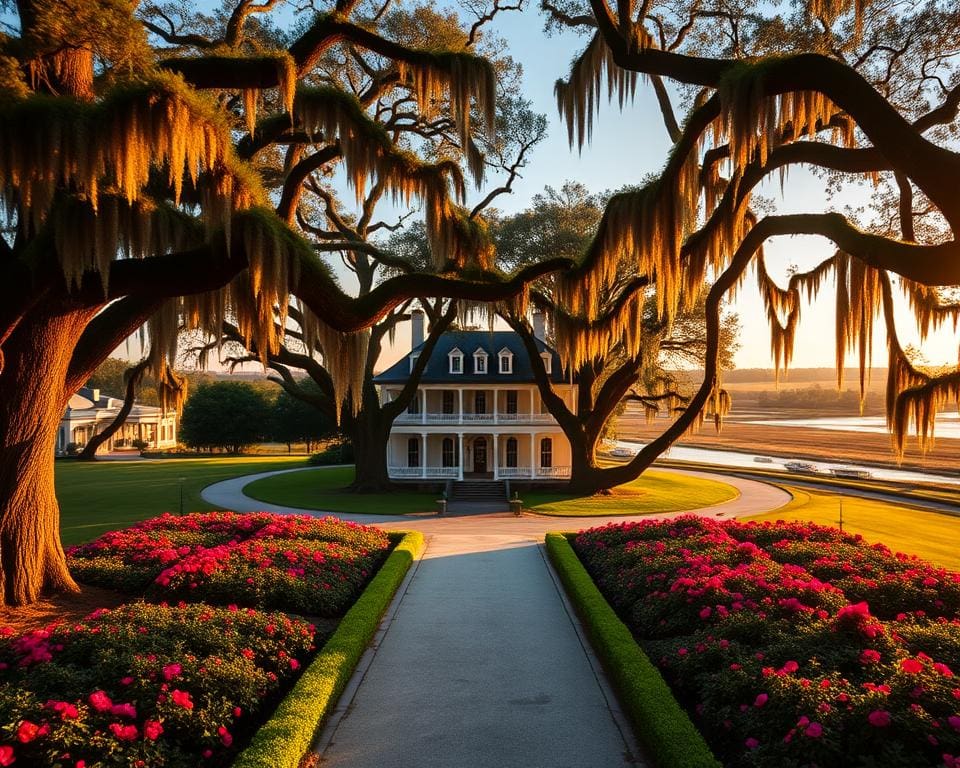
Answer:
[{"left": 317, "top": 536, "right": 639, "bottom": 767}]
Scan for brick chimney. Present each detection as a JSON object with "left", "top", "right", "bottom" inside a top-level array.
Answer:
[
  {"left": 532, "top": 312, "right": 546, "bottom": 341},
  {"left": 411, "top": 309, "right": 425, "bottom": 349}
]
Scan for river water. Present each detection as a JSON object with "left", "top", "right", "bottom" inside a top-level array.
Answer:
[
  {"left": 614, "top": 439, "right": 960, "bottom": 488},
  {"left": 746, "top": 412, "right": 960, "bottom": 440}
]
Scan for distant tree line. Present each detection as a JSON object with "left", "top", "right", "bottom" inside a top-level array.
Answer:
[
  {"left": 177, "top": 381, "right": 334, "bottom": 454},
  {"left": 755, "top": 385, "right": 879, "bottom": 411}
]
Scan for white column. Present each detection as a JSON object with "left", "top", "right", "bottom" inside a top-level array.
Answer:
[
  {"left": 457, "top": 432, "right": 464, "bottom": 480},
  {"left": 530, "top": 388, "right": 535, "bottom": 417},
  {"left": 493, "top": 388, "right": 499, "bottom": 424},
  {"left": 458, "top": 388, "right": 464, "bottom": 424},
  {"left": 529, "top": 433, "right": 536, "bottom": 479},
  {"left": 421, "top": 389, "right": 427, "bottom": 424},
  {"left": 493, "top": 433, "right": 499, "bottom": 480},
  {"left": 421, "top": 433, "right": 427, "bottom": 479}
]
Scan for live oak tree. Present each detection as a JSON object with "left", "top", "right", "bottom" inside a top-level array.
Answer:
[
  {"left": 537, "top": 0, "right": 960, "bottom": 484},
  {"left": 496, "top": 182, "right": 738, "bottom": 493},
  {"left": 186, "top": 5, "right": 547, "bottom": 491},
  {"left": 0, "top": 0, "right": 564, "bottom": 605}
]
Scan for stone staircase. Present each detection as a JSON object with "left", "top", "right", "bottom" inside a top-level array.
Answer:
[{"left": 450, "top": 480, "right": 507, "bottom": 503}]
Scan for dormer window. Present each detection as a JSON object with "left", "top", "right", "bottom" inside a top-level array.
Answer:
[
  {"left": 473, "top": 348, "right": 488, "bottom": 374},
  {"left": 540, "top": 352, "right": 552, "bottom": 375},
  {"left": 448, "top": 348, "right": 464, "bottom": 374},
  {"left": 498, "top": 348, "right": 514, "bottom": 374},
  {"left": 409, "top": 352, "right": 420, "bottom": 373}
]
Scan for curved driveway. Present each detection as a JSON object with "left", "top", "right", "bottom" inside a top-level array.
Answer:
[{"left": 200, "top": 465, "right": 793, "bottom": 538}]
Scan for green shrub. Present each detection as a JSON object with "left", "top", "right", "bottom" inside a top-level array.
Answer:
[
  {"left": 545, "top": 532, "right": 720, "bottom": 768},
  {"left": 233, "top": 530, "right": 424, "bottom": 768}
]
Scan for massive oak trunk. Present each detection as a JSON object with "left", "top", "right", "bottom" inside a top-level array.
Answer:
[
  {"left": 346, "top": 386, "right": 393, "bottom": 492},
  {"left": 0, "top": 308, "right": 90, "bottom": 606}
]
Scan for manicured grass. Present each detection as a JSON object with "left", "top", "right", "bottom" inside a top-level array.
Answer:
[
  {"left": 747, "top": 484, "right": 960, "bottom": 570},
  {"left": 523, "top": 469, "right": 738, "bottom": 516},
  {"left": 233, "top": 531, "right": 425, "bottom": 768},
  {"left": 545, "top": 533, "right": 720, "bottom": 768},
  {"left": 244, "top": 466, "right": 438, "bottom": 515},
  {"left": 55, "top": 456, "right": 307, "bottom": 545}
]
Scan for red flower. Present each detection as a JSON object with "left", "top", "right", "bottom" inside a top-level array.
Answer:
[
  {"left": 218, "top": 725, "right": 233, "bottom": 747},
  {"left": 143, "top": 720, "right": 164, "bottom": 740},
  {"left": 868, "top": 710, "right": 891, "bottom": 727},
  {"left": 901, "top": 658, "right": 924, "bottom": 674},
  {"left": 110, "top": 703, "right": 137, "bottom": 719},
  {"left": 805, "top": 722, "right": 823, "bottom": 738},
  {"left": 162, "top": 663, "right": 182, "bottom": 681},
  {"left": 45, "top": 700, "right": 79, "bottom": 720},
  {"left": 0, "top": 746, "right": 13, "bottom": 766},
  {"left": 861, "top": 649, "right": 881, "bottom": 664},
  {"left": 17, "top": 720, "right": 41, "bottom": 743},
  {"left": 171, "top": 689, "right": 194, "bottom": 710},
  {"left": 754, "top": 693, "right": 768, "bottom": 708},
  {"left": 88, "top": 690, "right": 113, "bottom": 712},
  {"left": 108, "top": 723, "right": 139, "bottom": 741}
]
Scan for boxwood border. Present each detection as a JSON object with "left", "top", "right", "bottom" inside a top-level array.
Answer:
[
  {"left": 545, "top": 532, "right": 720, "bottom": 768},
  {"left": 233, "top": 530, "right": 425, "bottom": 768}
]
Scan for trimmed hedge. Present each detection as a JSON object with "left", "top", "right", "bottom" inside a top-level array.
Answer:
[
  {"left": 233, "top": 530, "right": 425, "bottom": 768},
  {"left": 545, "top": 532, "right": 720, "bottom": 768}
]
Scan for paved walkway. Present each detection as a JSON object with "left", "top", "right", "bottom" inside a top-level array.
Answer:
[{"left": 200, "top": 467, "right": 790, "bottom": 766}]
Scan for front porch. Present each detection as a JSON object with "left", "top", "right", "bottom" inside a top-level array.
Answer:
[{"left": 387, "top": 432, "right": 571, "bottom": 481}]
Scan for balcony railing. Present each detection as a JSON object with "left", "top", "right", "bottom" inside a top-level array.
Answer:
[
  {"left": 388, "top": 465, "right": 570, "bottom": 479},
  {"left": 388, "top": 466, "right": 459, "bottom": 478},
  {"left": 394, "top": 412, "right": 557, "bottom": 425}
]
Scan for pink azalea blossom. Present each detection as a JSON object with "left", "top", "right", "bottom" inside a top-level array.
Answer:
[{"left": 868, "top": 710, "right": 892, "bottom": 727}]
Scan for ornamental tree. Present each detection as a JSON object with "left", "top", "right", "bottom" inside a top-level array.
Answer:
[
  {"left": 0, "top": 0, "right": 563, "bottom": 605},
  {"left": 537, "top": 0, "right": 960, "bottom": 482}
]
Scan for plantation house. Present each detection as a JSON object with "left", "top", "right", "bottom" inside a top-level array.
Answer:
[
  {"left": 374, "top": 312, "right": 576, "bottom": 480},
  {"left": 56, "top": 387, "right": 178, "bottom": 456}
]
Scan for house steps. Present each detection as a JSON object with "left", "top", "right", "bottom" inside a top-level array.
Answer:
[{"left": 450, "top": 480, "right": 507, "bottom": 502}]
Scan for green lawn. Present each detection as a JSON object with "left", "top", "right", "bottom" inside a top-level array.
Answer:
[
  {"left": 55, "top": 456, "right": 308, "bottom": 545},
  {"left": 746, "top": 485, "right": 960, "bottom": 570},
  {"left": 243, "top": 467, "right": 438, "bottom": 515},
  {"left": 522, "top": 469, "right": 739, "bottom": 516}
]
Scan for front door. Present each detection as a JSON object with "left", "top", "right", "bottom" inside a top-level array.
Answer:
[{"left": 473, "top": 437, "right": 487, "bottom": 473}]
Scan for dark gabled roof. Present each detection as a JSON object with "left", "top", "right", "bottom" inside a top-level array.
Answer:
[{"left": 373, "top": 330, "right": 569, "bottom": 384}]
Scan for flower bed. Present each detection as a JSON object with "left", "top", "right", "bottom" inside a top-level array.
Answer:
[
  {"left": 69, "top": 512, "right": 391, "bottom": 616},
  {"left": 574, "top": 516, "right": 960, "bottom": 768},
  {"left": 0, "top": 602, "right": 315, "bottom": 767},
  {"left": 0, "top": 512, "right": 398, "bottom": 767}
]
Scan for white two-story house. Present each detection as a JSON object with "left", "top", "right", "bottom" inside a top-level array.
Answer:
[{"left": 374, "top": 311, "right": 577, "bottom": 481}]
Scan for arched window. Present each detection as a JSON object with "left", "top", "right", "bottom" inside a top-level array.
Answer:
[
  {"left": 498, "top": 348, "right": 514, "bottom": 374},
  {"left": 473, "top": 348, "right": 488, "bottom": 374},
  {"left": 540, "top": 437, "right": 553, "bottom": 468},
  {"left": 448, "top": 348, "right": 464, "bottom": 374},
  {"left": 442, "top": 438, "right": 456, "bottom": 467},
  {"left": 506, "top": 437, "right": 518, "bottom": 468},
  {"left": 407, "top": 438, "right": 420, "bottom": 467}
]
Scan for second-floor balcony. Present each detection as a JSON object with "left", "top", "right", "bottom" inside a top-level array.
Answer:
[{"left": 395, "top": 411, "right": 557, "bottom": 425}]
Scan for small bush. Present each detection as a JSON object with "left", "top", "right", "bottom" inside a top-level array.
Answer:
[{"left": 308, "top": 441, "right": 354, "bottom": 465}]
